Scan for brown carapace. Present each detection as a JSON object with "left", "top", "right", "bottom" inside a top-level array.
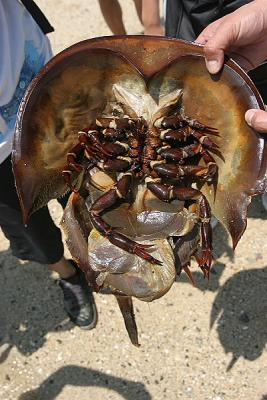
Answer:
[{"left": 12, "top": 36, "right": 266, "bottom": 346}]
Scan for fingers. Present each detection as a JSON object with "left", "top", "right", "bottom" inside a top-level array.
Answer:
[
  {"left": 196, "top": 1, "right": 267, "bottom": 74},
  {"left": 196, "top": 18, "right": 223, "bottom": 45},
  {"left": 196, "top": 17, "right": 230, "bottom": 74},
  {"left": 245, "top": 109, "right": 267, "bottom": 133},
  {"left": 202, "top": 20, "right": 239, "bottom": 74}
]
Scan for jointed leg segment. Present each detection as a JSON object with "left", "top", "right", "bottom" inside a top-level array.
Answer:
[
  {"left": 89, "top": 173, "right": 162, "bottom": 265},
  {"left": 147, "top": 182, "right": 212, "bottom": 275}
]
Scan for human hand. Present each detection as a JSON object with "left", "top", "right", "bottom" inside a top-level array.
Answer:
[
  {"left": 245, "top": 109, "right": 267, "bottom": 133},
  {"left": 196, "top": 0, "right": 267, "bottom": 74},
  {"left": 196, "top": 0, "right": 267, "bottom": 133}
]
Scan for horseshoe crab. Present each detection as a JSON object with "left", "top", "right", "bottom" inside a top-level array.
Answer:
[{"left": 12, "top": 36, "right": 267, "bottom": 346}]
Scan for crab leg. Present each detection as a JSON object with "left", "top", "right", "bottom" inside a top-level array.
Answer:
[
  {"left": 79, "top": 130, "right": 129, "bottom": 159},
  {"left": 78, "top": 130, "right": 115, "bottom": 158},
  {"left": 98, "top": 157, "right": 132, "bottom": 172},
  {"left": 62, "top": 129, "right": 111, "bottom": 191},
  {"left": 62, "top": 141, "right": 92, "bottom": 192},
  {"left": 99, "top": 142, "right": 128, "bottom": 157},
  {"left": 159, "top": 128, "right": 188, "bottom": 142},
  {"left": 161, "top": 114, "right": 218, "bottom": 133},
  {"left": 147, "top": 182, "right": 212, "bottom": 276},
  {"left": 158, "top": 146, "right": 218, "bottom": 180},
  {"left": 102, "top": 127, "right": 126, "bottom": 141},
  {"left": 65, "top": 147, "right": 84, "bottom": 171},
  {"left": 161, "top": 115, "right": 188, "bottom": 129},
  {"left": 184, "top": 116, "right": 219, "bottom": 133},
  {"left": 89, "top": 173, "right": 162, "bottom": 265},
  {"left": 153, "top": 163, "right": 210, "bottom": 179},
  {"left": 159, "top": 143, "right": 202, "bottom": 161},
  {"left": 190, "top": 130, "right": 220, "bottom": 150},
  {"left": 201, "top": 150, "right": 218, "bottom": 180}
]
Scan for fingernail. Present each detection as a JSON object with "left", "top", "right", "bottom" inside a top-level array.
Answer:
[
  {"left": 206, "top": 60, "right": 219, "bottom": 74},
  {"left": 245, "top": 109, "right": 256, "bottom": 126}
]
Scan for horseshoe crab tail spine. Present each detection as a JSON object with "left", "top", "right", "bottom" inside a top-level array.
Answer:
[{"left": 115, "top": 295, "right": 140, "bottom": 347}]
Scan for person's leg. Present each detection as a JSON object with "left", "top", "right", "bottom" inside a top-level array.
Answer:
[
  {"left": 48, "top": 258, "right": 76, "bottom": 278},
  {"left": 133, "top": 0, "right": 143, "bottom": 24},
  {"left": 0, "top": 156, "right": 97, "bottom": 329},
  {"left": 141, "top": 0, "right": 164, "bottom": 35},
  {"left": 0, "top": 161, "right": 66, "bottom": 267},
  {"left": 57, "top": 260, "right": 98, "bottom": 330},
  {"left": 98, "top": 0, "right": 126, "bottom": 35}
]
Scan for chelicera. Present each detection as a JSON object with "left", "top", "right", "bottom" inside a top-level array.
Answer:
[{"left": 62, "top": 84, "right": 220, "bottom": 277}]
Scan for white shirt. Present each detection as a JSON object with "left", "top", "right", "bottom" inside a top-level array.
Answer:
[{"left": 0, "top": 0, "right": 52, "bottom": 163}]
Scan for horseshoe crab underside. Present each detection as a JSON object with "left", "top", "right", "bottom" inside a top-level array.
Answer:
[{"left": 12, "top": 36, "right": 266, "bottom": 345}]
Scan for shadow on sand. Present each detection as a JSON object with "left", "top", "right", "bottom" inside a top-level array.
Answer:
[
  {"left": 18, "top": 365, "right": 151, "bottom": 400},
  {"left": 0, "top": 252, "right": 151, "bottom": 399},
  {"left": 0, "top": 250, "right": 75, "bottom": 361},
  {"left": 210, "top": 197, "right": 267, "bottom": 370},
  {"left": 0, "top": 196, "right": 266, "bottom": 374},
  {"left": 210, "top": 265, "right": 267, "bottom": 370},
  {"left": 176, "top": 195, "right": 267, "bottom": 370}
]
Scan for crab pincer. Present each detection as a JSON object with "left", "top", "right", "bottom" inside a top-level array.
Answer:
[{"left": 195, "top": 249, "right": 213, "bottom": 279}]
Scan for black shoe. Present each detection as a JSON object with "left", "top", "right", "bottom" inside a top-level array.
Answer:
[{"left": 58, "top": 261, "right": 98, "bottom": 330}]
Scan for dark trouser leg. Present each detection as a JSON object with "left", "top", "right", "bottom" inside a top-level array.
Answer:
[
  {"left": 0, "top": 156, "right": 64, "bottom": 264},
  {"left": 0, "top": 156, "right": 97, "bottom": 329}
]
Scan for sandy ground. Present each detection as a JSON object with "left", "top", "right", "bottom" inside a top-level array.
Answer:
[{"left": 0, "top": 1, "right": 267, "bottom": 399}]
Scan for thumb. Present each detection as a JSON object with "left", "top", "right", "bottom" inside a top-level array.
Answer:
[{"left": 245, "top": 109, "right": 267, "bottom": 133}]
